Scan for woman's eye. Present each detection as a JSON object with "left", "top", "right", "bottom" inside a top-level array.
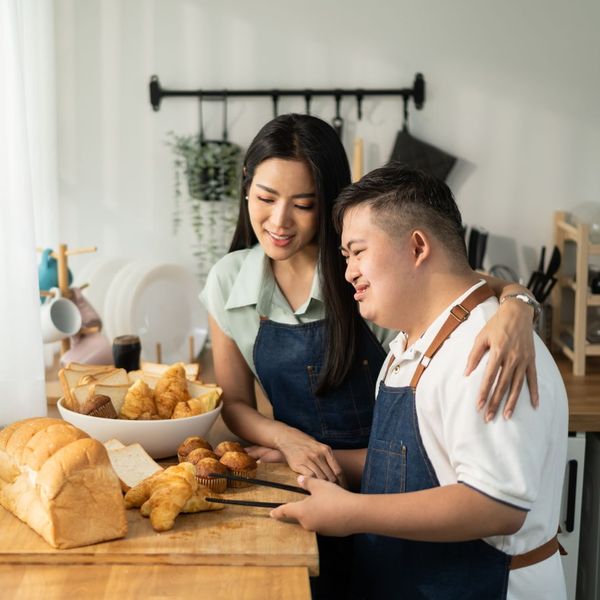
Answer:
[
  {"left": 295, "top": 204, "right": 314, "bottom": 211},
  {"left": 258, "top": 197, "right": 274, "bottom": 204}
]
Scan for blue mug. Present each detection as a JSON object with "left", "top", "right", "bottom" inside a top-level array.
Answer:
[{"left": 39, "top": 248, "right": 72, "bottom": 302}]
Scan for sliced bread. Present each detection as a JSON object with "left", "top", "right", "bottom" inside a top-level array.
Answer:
[{"left": 106, "top": 443, "right": 163, "bottom": 492}]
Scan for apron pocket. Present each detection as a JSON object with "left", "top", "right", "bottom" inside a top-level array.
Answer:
[{"left": 363, "top": 438, "right": 407, "bottom": 494}]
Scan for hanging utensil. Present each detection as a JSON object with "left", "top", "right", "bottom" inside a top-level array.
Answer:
[
  {"left": 304, "top": 91, "right": 312, "bottom": 115},
  {"left": 389, "top": 95, "right": 457, "bottom": 181},
  {"left": 271, "top": 91, "right": 279, "bottom": 118},
  {"left": 332, "top": 93, "right": 344, "bottom": 139}
]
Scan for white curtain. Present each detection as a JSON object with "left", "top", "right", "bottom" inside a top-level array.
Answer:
[{"left": 0, "top": 0, "right": 58, "bottom": 425}]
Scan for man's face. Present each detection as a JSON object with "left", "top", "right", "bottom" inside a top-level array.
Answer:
[{"left": 340, "top": 205, "right": 412, "bottom": 330}]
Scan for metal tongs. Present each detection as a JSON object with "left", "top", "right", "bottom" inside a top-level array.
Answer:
[{"left": 205, "top": 472, "right": 310, "bottom": 508}]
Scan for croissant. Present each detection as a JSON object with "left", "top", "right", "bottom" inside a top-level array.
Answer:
[
  {"left": 171, "top": 389, "right": 221, "bottom": 419},
  {"left": 124, "top": 462, "right": 197, "bottom": 531},
  {"left": 182, "top": 488, "right": 225, "bottom": 513},
  {"left": 119, "top": 379, "right": 158, "bottom": 420},
  {"left": 154, "top": 363, "right": 190, "bottom": 419}
]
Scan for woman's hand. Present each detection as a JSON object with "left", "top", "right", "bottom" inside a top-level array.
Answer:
[
  {"left": 270, "top": 475, "right": 357, "bottom": 536},
  {"left": 245, "top": 445, "right": 285, "bottom": 463},
  {"left": 272, "top": 428, "right": 345, "bottom": 484},
  {"left": 465, "top": 298, "right": 538, "bottom": 421}
]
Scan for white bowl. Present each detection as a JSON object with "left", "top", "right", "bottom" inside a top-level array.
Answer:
[{"left": 56, "top": 397, "right": 222, "bottom": 459}]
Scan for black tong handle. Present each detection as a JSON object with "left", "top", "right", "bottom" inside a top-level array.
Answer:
[
  {"left": 205, "top": 497, "right": 283, "bottom": 509},
  {"left": 209, "top": 472, "right": 310, "bottom": 495}
]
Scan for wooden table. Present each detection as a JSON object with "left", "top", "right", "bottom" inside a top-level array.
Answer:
[
  {"left": 556, "top": 354, "right": 600, "bottom": 431},
  {"left": 0, "top": 463, "right": 316, "bottom": 599}
]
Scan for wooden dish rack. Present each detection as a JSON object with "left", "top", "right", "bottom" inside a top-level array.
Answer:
[{"left": 551, "top": 211, "right": 600, "bottom": 375}]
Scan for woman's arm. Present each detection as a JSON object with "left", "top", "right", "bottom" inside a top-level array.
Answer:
[
  {"left": 209, "top": 315, "right": 343, "bottom": 482},
  {"left": 466, "top": 274, "right": 539, "bottom": 420}
]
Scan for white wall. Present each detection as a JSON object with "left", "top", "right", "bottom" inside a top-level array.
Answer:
[{"left": 54, "top": 0, "right": 600, "bottom": 281}]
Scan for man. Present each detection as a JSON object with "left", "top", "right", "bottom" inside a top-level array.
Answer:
[{"left": 271, "top": 165, "right": 568, "bottom": 599}]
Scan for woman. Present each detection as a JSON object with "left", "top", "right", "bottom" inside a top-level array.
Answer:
[{"left": 201, "top": 113, "right": 538, "bottom": 481}]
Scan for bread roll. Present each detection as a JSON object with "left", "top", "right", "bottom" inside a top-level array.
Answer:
[{"left": 0, "top": 417, "right": 127, "bottom": 548}]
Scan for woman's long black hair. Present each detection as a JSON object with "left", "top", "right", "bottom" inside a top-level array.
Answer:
[{"left": 229, "top": 114, "right": 361, "bottom": 394}]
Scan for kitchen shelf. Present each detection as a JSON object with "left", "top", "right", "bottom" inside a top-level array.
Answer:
[{"left": 552, "top": 211, "right": 600, "bottom": 375}]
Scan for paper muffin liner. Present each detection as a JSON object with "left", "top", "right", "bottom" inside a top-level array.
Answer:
[
  {"left": 87, "top": 401, "right": 117, "bottom": 419},
  {"left": 197, "top": 475, "right": 227, "bottom": 493},
  {"left": 227, "top": 468, "right": 257, "bottom": 488}
]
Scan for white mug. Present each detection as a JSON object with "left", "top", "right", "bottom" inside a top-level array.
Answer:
[{"left": 40, "top": 287, "right": 82, "bottom": 343}]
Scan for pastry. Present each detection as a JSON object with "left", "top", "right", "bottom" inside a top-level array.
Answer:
[
  {"left": 214, "top": 441, "right": 245, "bottom": 458},
  {"left": 124, "top": 462, "right": 197, "bottom": 532},
  {"left": 219, "top": 451, "right": 257, "bottom": 487},
  {"left": 154, "top": 363, "right": 190, "bottom": 419},
  {"left": 186, "top": 447, "right": 218, "bottom": 463},
  {"left": 193, "top": 457, "right": 227, "bottom": 493},
  {"left": 82, "top": 394, "right": 118, "bottom": 419},
  {"left": 119, "top": 379, "right": 158, "bottom": 420},
  {"left": 177, "top": 436, "right": 213, "bottom": 462}
]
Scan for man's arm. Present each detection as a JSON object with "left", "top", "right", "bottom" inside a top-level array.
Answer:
[{"left": 271, "top": 477, "right": 526, "bottom": 540}]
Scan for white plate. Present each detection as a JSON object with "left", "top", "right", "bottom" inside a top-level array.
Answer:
[
  {"left": 125, "top": 264, "right": 206, "bottom": 364},
  {"left": 75, "top": 258, "right": 129, "bottom": 321},
  {"left": 114, "top": 261, "right": 155, "bottom": 335},
  {"left": 102, "top": 261, "right": 138, "bottom": 341}
]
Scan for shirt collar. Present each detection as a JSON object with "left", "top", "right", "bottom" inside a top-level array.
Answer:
[
  {"left": 389, "top": 279, "right": 487, "bottom": 363},
  {"left": 224, "top": 244, "right": 324, "bottom": 316}
]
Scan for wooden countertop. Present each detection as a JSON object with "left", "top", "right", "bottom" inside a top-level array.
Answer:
[
  {"left": 0, "top": 565, "right": 310, "bottom": 600},
  {"left": 556, "top": 354, "right": 600, "bottom": 432},
  {"left": 0, "top": 463, "right": 318, "bottom": 575}
]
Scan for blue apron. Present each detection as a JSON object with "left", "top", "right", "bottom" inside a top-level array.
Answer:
[
  {"left": 354, "top": 284, "right": 512, "bottom": 600},
  {"left": 253, "top": 317, "right": 386, "bottom": 449},
  {"left": 253, "top": 316, "right": 387, "bottom": 600}
]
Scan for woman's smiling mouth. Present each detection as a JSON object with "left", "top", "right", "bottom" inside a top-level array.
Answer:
[{"left": 354, "top": 283, "right": 369, "bottom": 301}]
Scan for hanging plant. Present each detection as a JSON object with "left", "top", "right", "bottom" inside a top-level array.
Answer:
[{"left": 167, "top": 131, "right": 243, "bottom": 282}]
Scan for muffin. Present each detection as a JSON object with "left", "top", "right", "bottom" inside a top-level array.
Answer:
[
  {"left": 219, "top": 451, "right": 257, "bottom": 487},
  {"left": 82, "top": 394, "right": 117, "bottom": 419},
  {"left": 177, "top": 436, "right": 213, "bottom": 462},
  {"left": 193, "top": 457, "right": 228, "bottom": 493},
  {"left": 186, "top": 447, "right": 218, "bottom": 463},
  {"left": 214, "top": 440, "right": 245, "bottom": 458}
]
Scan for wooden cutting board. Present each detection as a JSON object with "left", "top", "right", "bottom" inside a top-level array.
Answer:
[{"left": 0, "top": 463, "right": 318, "bottom": 575}]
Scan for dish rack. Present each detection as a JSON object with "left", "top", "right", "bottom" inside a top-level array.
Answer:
[{"left": 551, "top": 211, "right": 600, "bottom": 375}]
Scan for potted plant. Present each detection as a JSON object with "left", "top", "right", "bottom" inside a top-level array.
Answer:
[{"left": 168, "top": 132, "right": 242, "bottom": 282}]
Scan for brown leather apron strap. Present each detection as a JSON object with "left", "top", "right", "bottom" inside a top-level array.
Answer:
[
  {"left": 509, "top": 534, "right": 567, "bottom": 570},
  {"left": 410, "top": 284, "right": 495, "bottom": 388}
]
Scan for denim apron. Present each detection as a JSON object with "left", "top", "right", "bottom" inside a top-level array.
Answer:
[
  {"left": 254, "top": 316, "right": 387, "bottom": 600},
  {"left": 354, "top": 284, "right": 512, "bottom": 600},
  {"left": 253, "top": 318, "right": 386, "bottom": 449}
]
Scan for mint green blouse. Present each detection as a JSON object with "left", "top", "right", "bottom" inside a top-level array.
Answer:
[{"left": 200, "top": 244, "right": 396, "bottom": 377}]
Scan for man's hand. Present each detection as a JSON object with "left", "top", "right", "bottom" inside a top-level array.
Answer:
[{"left": 270, "top": 475, "right": 358, "bottom": 536}]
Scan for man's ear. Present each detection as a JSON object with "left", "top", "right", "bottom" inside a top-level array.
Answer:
[{"left": 410, "top": 230, "right": 431, "bottom": 266}]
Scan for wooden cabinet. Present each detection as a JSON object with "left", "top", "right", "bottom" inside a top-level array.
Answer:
[{"left": 552, "top": 211, "right": 600, "bottom": 375}]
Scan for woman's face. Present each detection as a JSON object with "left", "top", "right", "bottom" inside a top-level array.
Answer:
[{"left": 247, "top": 158, "right": 319, "bottom": 262}]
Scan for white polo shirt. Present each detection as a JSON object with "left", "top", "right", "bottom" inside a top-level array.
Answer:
[{"left": 377, "top": 281, "right": 568, "bottom": 600}]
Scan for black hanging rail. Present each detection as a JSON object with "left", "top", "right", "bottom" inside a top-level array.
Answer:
[{"left": 149, "top": 72, "right": 425, "bottom": 119}]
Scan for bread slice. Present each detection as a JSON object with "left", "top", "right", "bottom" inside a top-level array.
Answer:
[
  {"left": 71, "top": 383, "right": 130, "bottom": 414},
  {"left": 95, "top": 368, "right": 129, "bottom": 386},
  {"left": 59, "top": 367, "right": 118, "bottom": 410},
  {"left": 106, "top": 443, "right": 163, "bottom": 492},
  {"left": 103, "top": 438, "right": 126, "bottom": 451},
  {"left": 140, "top": 361, "right": 200, "bottom": 380},
  {"left": 65, "top": 363, "right": 116, "bottom": 373}
]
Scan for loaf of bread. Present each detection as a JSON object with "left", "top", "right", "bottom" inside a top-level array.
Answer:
[{"left": 0, "top": 417, "right": 127, "bottom": 548}]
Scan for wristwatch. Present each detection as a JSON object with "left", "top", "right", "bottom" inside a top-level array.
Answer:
[{"left": 499, "top": 293, "right": 542, "bottom": 322}]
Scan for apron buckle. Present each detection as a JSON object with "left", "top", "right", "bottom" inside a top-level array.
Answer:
[{"left": 450, "top": 303, "right": 469, "bottom": 322}]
